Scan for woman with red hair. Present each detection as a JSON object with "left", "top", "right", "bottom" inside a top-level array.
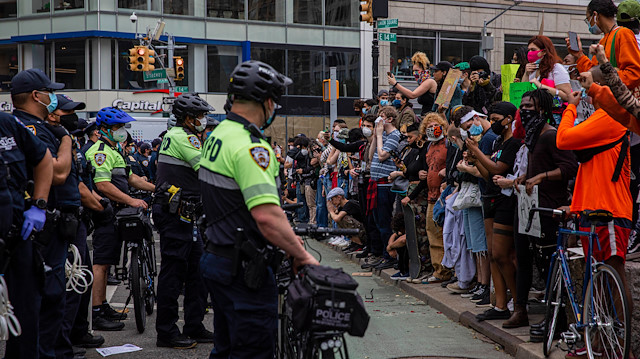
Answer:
[{"left": 523, "top": 35, "right": 572, "bottom": 103}]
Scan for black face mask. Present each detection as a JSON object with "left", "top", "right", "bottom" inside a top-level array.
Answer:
[
  {"left": 519, "top": 109, "right": 539, "bottom": 127},
  {"left": 60, "top": 113, "right": 79, "bottom": 132},
  {"left": 490, "top": 120, "right": 507, "bottom": 135}
]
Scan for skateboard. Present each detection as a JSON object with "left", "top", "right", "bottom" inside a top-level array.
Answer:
[{"left": 403, "top": 204, "right": 421, "bottom": 279}]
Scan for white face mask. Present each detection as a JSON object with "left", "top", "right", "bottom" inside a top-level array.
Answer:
[
  {"left": 459, "top": 129, "right": 469, "bottom": 141},
  {"left": 112, "top": 127, "right": 128, "bottom": 143},
  {"left": 195, "top": 117, "right": 207, "bottom": 132},
  {"left": 362, "top": 127, "right": 373, "bottom": 137}
]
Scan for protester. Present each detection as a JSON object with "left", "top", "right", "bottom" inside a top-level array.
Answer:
[
  {"left": 387, "top": 51, "right": 438, "bottom": 116},
  {"left": 513, "top": 46, "right": 529, "bottom": 82},
  {"left": 524, "top": 35, "right": 572, "bottom": 103},
  {"left": 462, "top": 56, "right": 502, "bottom": 115}
]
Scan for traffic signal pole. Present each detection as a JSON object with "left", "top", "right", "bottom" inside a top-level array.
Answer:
[{"left": 372, "top": 21, "right": 379, "bottom": 99}]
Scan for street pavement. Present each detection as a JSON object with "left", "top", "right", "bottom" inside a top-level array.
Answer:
[{"left": 78, "top": 237, "right": 512, "bottom": 359}]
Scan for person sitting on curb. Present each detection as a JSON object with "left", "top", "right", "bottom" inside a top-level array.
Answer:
[{"left": 327, "top": 187, "right": 366, "bottom": 250}]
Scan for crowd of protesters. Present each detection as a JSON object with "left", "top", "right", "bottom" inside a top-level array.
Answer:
[{"left": 277, "top": 1, "right": 640, "bottom": 356}]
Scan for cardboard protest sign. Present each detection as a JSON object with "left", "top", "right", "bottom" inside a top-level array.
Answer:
[
  {"left": 517, "top": 185, "right": 541, "bottom": 238},
  {"left": 434, "top": 69, "right": 462, "bottom": 109},
  {"left": 509, "top": 82, "right": 536, "bottom": 108},
  {"left": 570, "top": 80, "right": 595, "bottom": 125},
  {"left": 501, "top": 64, "right": 520, "bottom": 102}
]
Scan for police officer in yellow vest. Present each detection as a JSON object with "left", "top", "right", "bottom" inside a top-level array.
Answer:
[
  {"left": 153, "top": 94, "right": 214, "bottom": 349},
  {"left": 199, "top": 60, "right": 319, "bottom": 358}
]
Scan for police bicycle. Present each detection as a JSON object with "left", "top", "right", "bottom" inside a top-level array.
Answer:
[
  {"left": 114, "top": 189, "right": 157, "bottom": 334},
  {"left": 276, "top": 214, "right": 369, "bottom": 359},
  {"left": 525, "top": 208, "right": 630, "bottom": 359}
]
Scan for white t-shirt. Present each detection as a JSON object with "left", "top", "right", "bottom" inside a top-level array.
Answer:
[
  {"left": 529, "top": 63, "right": 570, "bottom": 86},
  {"left": 635, "top": 33, "right": 640, "bottom": 49}
]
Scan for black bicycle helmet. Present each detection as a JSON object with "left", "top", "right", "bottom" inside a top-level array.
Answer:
[
  {"left": 227, "top": 60, "right": 292, "bottom": 104},
  {"left": 172, "top": 93, "right": 215, "bottom": 121}
]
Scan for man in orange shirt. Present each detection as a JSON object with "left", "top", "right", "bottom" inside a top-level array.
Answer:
[
  {"left": 567, "top": 0, "right": 640, "bottom": 90},
  {"left": 558, "top": 89, "right": 633, "bottom": 328}
]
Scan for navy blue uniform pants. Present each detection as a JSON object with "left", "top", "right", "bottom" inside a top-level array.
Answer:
[
  {"left": 56, "top": 221, "right": 91, "bottom": 359},
  {"left": 38, "top": 230, "right": 69, "bottom": 359},
  {"left": 154, "top": 205, "right": 207, "bottom": 340},
  {"left": 4, "top": 239, "right": 42, "bottom": 359},
  {"left": 200, "top": 252, "right": 277, "bottom": 359}
]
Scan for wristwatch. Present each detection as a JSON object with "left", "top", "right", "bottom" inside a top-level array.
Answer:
[{"left": 34, "top": 198, "right": 48, "bottom": 210}]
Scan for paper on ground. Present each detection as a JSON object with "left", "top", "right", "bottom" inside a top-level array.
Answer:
[{"left": 96, "top": 344, "right": 142, "bottom": 357}]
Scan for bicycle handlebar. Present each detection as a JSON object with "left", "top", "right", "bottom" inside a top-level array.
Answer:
[
  {"left": 526, "top": 207, "right": 566, "bottom": 232},
  {"left": 292, "top": 225, "right": 360, "bottom": 236}
]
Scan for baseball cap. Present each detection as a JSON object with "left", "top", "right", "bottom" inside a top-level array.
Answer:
[
  {"left": 377, "top": 89, "right": 389, "bottom": 98},
  {"left": 10, "top": 68, "right": 65, "bottom": 95},
  {"left": 71, "top": 118, "right": 88, "bottom": 136},
  {"left": 83, "top": 121, "right": 97, "bottom": 135},
  {"left": 429, "top": 61, "right": 453, "bottom": 73},
  {"left": 327, "top": 187, "right": 345, "bottom": 200},
  {"left": 56, "top": 94, "right": 86, "bottom": 111},
  {"left": 618, "top": 0, "right": 640, "bottom": 22}
]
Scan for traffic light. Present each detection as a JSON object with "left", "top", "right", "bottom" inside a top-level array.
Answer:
[
  {"left": 129, "top": 46, "right": 145, "bottom": 71},
  {"left": 359, "top": 0, "right": 373, "bottom": 24},
  {"left": 174, "top": 57, "right": 184, "bottom": 81},
  {"left": 144, "top": 48, "right": 155, "bottom": 71}
]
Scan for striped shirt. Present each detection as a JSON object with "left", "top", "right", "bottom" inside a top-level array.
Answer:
[{"left": 370, "top": 129, "right": 401, "bottom": 180}]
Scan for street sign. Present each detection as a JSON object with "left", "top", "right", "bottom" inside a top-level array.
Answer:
[
  {"left": 378, "top": 32, "right": 397, "bottom": 42},
  {"left": 165, "top": 68, "right": 176, "bottom": 77},
  {"left": 157, "top": 78, "right": 169, "bottom": 84},
  {"left": 175, "top": 86, "right": 189, "bottom": 92},
  {"left": 143, "top": 69, "right": 166, "bottom": 82},
  {"left": 377, "top": 18, "right": 398, "bottom": 29}
]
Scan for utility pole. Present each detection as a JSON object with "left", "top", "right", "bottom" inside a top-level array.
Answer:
[
  {"left": 480, "top": 0, "right": 522, "bottom": 60},
  {"left": 372, "top": 21, "right": 379, "bottom": 99}
]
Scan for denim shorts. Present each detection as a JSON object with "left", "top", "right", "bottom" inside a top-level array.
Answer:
[{"left": 463, "top": 206, "right": 487, "bottom": 253}]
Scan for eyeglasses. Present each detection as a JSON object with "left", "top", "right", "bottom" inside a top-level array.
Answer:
[{"left": 584, "top": 14, "right": 593, "bottom": 26}]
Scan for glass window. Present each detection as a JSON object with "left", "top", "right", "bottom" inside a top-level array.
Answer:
[
  {"left": 390, "top": 30, "right": 436, "bottom": 80},
  {"left": 54, "top": 0, "right": 84, "bottom": 11},
  {"left": 55, "top": 41, "right": 86, "bottom": 90},
  {"left": 0, "top": 1, "right": 16, "bottom": 17},
  {"left": 287, "top": 50, "right": 324, "bottom": 96},
  {"left": 207, "top": 0, "right": 244, "bottom": 19},
  {"left": 248, "top": 0, "right": 285, "bottom": 22},
  {"left": 251, "top": 46, "right": 285, "bottom": 75},
  {"left": 325, "top": 0, "right": 356, "bottom": 27},
  {"left": 32, "top": 0, "right": 51, "bottom": 13},
  {"left": 324, "top": 51, "right": 359, "bottom": 97},
  {"left": 207, "top": 46, "right": 240, "bottom": 92},
  {"left": 164, "top": 0, "right": 193, "bottom": 15},
  {"left": 0, "top": 45, "right": 18, "bottom": 93},
  {"left": 117, "top": 40, "right": 155, "bottom": 90},
  {"left": 294, "top": 0, "right": 321, "bottom": 25},
  {"left": 440, "top": 40, "right": 479, "bottom": 66},
  {"left": 118, "top": 0, "right": 160, "bottom": 11}
]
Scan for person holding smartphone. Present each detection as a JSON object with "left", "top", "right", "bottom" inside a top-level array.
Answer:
[
  {"left": 524, "top": 35, "right": 572, "bottom": 102},
  {"left": 387, "top": 51, "right": 438, "bottom": 116}
]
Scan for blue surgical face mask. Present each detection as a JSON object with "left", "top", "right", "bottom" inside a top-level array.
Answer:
[
  {"left": 392, "top": 99, "right": 402, "bottom": 108},
  {"left": 469, "top": 123, "right": 483, "bottom": 136},
  {"left": 37, "top": 91, "right": 58, "bottom": 114},
  {"left": 588, "top": 14, "right": 602, "bottom": 35},
  {"left": 380, "top": 99, "right": 389, "bottom": 106},
  {"left": 362, "top": 108, "right": 368, "bottom": 115}
]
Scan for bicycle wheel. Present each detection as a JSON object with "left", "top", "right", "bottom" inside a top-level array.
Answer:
[
  {"left": 144, "top": 241, "right": 156, "bottom": 315},
  {"left": 583, "top": 263, "right": 630, "bottom": 359},
  {"left": 130, "top": 246, "right": 147, "bottom": 333},
  {"left": 543, "top": 257, "right": 563, "bottom": 357}
]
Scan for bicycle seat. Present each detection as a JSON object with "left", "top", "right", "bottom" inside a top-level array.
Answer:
[{"left": 586, "top": 210, "right": 613, "bottom": 224}]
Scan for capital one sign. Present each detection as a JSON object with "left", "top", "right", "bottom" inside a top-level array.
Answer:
[{"left": 112, "top": 99, "right": 162, "bottom": 112}]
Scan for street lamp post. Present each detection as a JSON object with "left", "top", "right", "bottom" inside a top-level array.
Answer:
[{"left": 479, "top": 1, "right": 522, "bottom": 61}]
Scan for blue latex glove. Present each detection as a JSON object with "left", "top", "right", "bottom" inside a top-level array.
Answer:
[{"left": 21, "top": 207, "right": 46, "bottom": 240}]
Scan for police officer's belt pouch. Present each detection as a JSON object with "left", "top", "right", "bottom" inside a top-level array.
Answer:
[
  {"left": 285, "top": 265, "right": 370, "bottom": 337},
  {"left": 115, "top": 207, "right": 150, "bottom": 243},
  {"left": 58, "top": 210, "right": 79, "bottom": 242}
]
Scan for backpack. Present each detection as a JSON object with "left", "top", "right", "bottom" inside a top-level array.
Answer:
[{"left": 574, "top": 132, "right": 629, "bottom": 182}]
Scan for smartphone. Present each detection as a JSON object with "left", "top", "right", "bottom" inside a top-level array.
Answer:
[
  {"left": 568, "top": 31, "right": 579, "bottom": 52},
  {"left": 387, "top": 71, "right": 393, "bottom": 77}
]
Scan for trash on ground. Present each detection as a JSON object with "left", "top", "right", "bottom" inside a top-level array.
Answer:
[{"left": 96, "top": 344, "right": 142, "bottom": 357}]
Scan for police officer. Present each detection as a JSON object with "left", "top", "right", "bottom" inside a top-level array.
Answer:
[
  {"left": 149, "top": 138, "right": 162, "bottom": 182},
  {"left": 124, "top": 139, "right": 145, "bottom": 179},
  {"left": 153, "top": 93, "right": 213, "bottom": 349},
  {"left": 80, "top": 121, "right": 98, "bottom": 154},
  {"left": 199, "top": 60, "right": 319, "bottom": 358},
  {"left": 85, "top": 107, "right": 155, "bottom": 329},
  {"left": 134, "top": 142, "right": 152, "bottom": 179},
  {"left": 10, "top": 69, "right": 81, "bottom": 359},
  {"left": 2, "top": 71, "right": 54, "bottom": 358}
]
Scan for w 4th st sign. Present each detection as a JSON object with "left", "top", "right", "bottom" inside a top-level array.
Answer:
[{"left": 378, "top": 33, "right": 396, "bottom": 42}]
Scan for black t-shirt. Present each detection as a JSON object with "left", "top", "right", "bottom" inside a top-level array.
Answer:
[
  {"left": 339, "top": 200, "right": 363, "bottom": 223},
  {"left": 526, "top": 129, "right": 578, "bottom": 208},
  {"left": 484, "top": 136, "right": 522, "bottom": 197},
  {"left": 402, "top": 145, "right": 427, "bottom": 182}
]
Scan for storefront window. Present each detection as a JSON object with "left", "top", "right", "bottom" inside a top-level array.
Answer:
[
  {"left": 207, "top": 0, "right": 244, "bottom": 19},
  {"left": 118, "top": 0, "right": 160, "bottom": 11},
  {"left": 287, "top": 50, "right": 324, "bottom": 96},
  {"left": 251, "top": 46, "right": 285, "bottom": 75},
  {"left": 324, "top": 51, "right": 359, "bottom": 97},
  {"left": 325, "top": 0, "right": 356, "bottom": 27},
  {"left": 390, "top": 29, "right": 436, "bottom": 80},
  {"left": 55, "top": 40, "right": 86, "bottom": 90},
  {"left": 294, "top": 0, "right": 321, "bottom": 25},
  {"left": 164, "top": 0, "right": 193, "bottom": 15},
  {"left": 0, "top": 1, "right": 17, "bottom": 17},
  {"left": 208, "top": 46, "right": 240, "bottom": 92},
  {"left": 0, "top": 45, "right": 18, "bottom": 93},
  {"left": 440, "top": 39, "right": 479, "bottom": 66},
  {"left": 248, "top": 0, "right": 285, "bottom": 22}
]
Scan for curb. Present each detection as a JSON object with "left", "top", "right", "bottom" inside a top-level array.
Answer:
[{"left": 328, "top": 244, "right": 565, "bottom": 359}]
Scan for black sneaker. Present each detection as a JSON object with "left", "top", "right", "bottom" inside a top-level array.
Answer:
[
  {"left": 461, "top": 283, "right": 481, "bottom": 298},
  {"left": 355, "top": 249, "right": 370, "bottom": 258},
  {"left": 72, "top": 333, "right": 105, "bottom": 348},
  {"left": 92, "top": 316, "right": 124, "bottom": 331},
  {"left": 469, "top": 285, "right": 488, "bottom": 302},
  {"left": 628, "top": 229, "right": 640, "bottom": 258},
  {"left": 474, "top": 290, "right": 491, "bottom": 307},
  {"left": 374, "top": 258, "right": 398, "bottom": 270},
  {"left": 101, "top": 303, "right": 127, "bottom": 321},
  {"left": 361, "top": 257, "right": 382, "bottom": 269},
  {"left": 185, "top": 328, "right": 214, "bottom": 343},
  {"left": 156, "top": 334, "right": 197, "bottom": 349},
  {"left": 476, "top": 307, "right": 511, "bottom": 322}
]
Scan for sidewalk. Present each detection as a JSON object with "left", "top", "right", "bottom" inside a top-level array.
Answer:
[{"left": 328, "top": 244, "right": 568, "bottom": 359}]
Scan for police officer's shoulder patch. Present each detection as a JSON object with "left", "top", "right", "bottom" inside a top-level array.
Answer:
[
  {"left": 250, "top": 146, "right": 270, "bottom": 170},
  {"left": 94, "top": 153, "right": 107, "bottom": 166},
  {"left": 128, "top": 155, "right": 135, "bottom": 161},
  {"left": 142, "top": 160, "right": 149, "bottom": 167},
  {"left": 26, "top": 125, "right": 36, "bottom": 135},
  {"left": 188, "top": 135, "right": 201, "bottom": 150}
]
